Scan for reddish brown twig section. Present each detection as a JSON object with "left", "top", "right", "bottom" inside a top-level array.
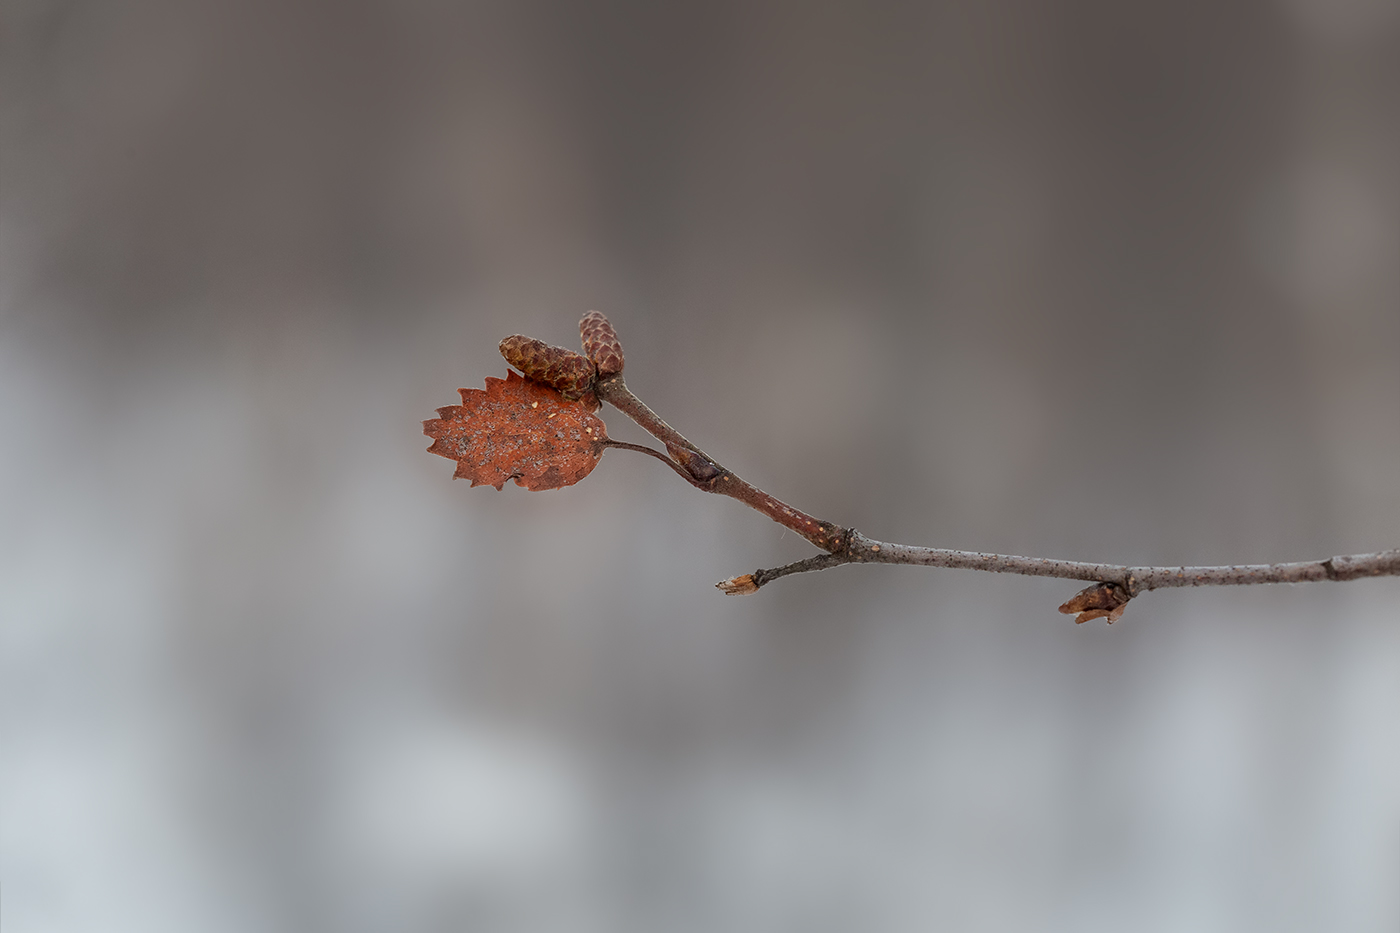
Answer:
[{"left": 593, "top": 374, "right": 846, "bottom": 552}]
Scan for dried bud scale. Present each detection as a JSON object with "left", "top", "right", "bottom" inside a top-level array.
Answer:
[
  {"left": 1058, "top": 582, "right": 1132, "bottom": 624},
  {"left": 716, "top": 574, "right": 760, "bottom": 595}
]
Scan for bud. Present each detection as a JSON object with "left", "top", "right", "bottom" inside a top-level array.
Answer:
[
  {"left": 579, "top": 311, "right": 624, "bottom": 376},
  {"left": 716, "top": 574, "right": 760, "bottom": 595},
  {"left": 1058, "top": 582, "right": 1131, "bottom": 624},
  {"left": 499, "top": 335, "right": 597, "bottom": 400}
]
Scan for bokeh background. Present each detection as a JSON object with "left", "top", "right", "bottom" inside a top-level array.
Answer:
[{"left": 3, "top": 1, "right": 1399, "bottom": 930}]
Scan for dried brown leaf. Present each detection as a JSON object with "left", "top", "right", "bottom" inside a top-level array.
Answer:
[{"left": 423, "top": 370, "right": 608, "bottom": 490}]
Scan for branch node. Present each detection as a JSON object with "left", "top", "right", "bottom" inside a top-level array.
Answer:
[{"left": 667, "top": 444, "right": 725, "bottom": 485}]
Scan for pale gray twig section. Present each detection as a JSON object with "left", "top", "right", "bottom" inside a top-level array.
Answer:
[{"left": 722, "top": 532, "right": 1400, "bottom": 596}]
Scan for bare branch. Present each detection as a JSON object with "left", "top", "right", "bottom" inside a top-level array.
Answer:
[
  {"left": 718, "top": 552, "right": 854, "bottom": 595},
  {"left": 462, "top": 311, "right": 1400, "bottom": 623},
  {"left": 719, "top": 530, "right": 1400, "bottom": 603},
  {"left": 595, "top": 374, "right": 1400, "bottom": 619}
]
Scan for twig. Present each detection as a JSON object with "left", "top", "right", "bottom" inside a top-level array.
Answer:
[
  {"left": 594, "top": 374, "right": 846, "bottom": 552},
  {"left": 592, "top": 373, "right": 1400, "bottom": 620},
  {"left": 599, "top": 439, "right": 700, "bottom": 486},
  {"left": 718, "top": 533, "right": 1400, "bottom": 593},
  {"left": 480, "top": 313, "right": 1400, "bottom": 622}
]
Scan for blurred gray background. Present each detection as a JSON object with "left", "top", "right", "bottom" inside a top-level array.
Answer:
[{"left": 3, "top": 1, "right": 1399, "bottom": 930}]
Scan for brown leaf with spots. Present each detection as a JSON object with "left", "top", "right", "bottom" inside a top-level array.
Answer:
[
  {"left": 1058, "top": 582, "right": 1132, "bottom": 624},
  {"left": 579, "top": 310, "right": 624, "bottom": 376},
  {"left": 424, "top": 370, "right": 608, "bottom": 490}
]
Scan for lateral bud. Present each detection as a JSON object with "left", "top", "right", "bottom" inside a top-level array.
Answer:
[
  {"left": 1058, "top": 581, "right": 1132, "bottom": 624},
  {"left": 667, "top": 444, "right": 724, "bottom": 484}
]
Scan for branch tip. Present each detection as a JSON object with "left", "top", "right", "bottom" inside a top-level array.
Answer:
[{"left": 717, "top": 574, "right": 760, "bottom": 596}]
